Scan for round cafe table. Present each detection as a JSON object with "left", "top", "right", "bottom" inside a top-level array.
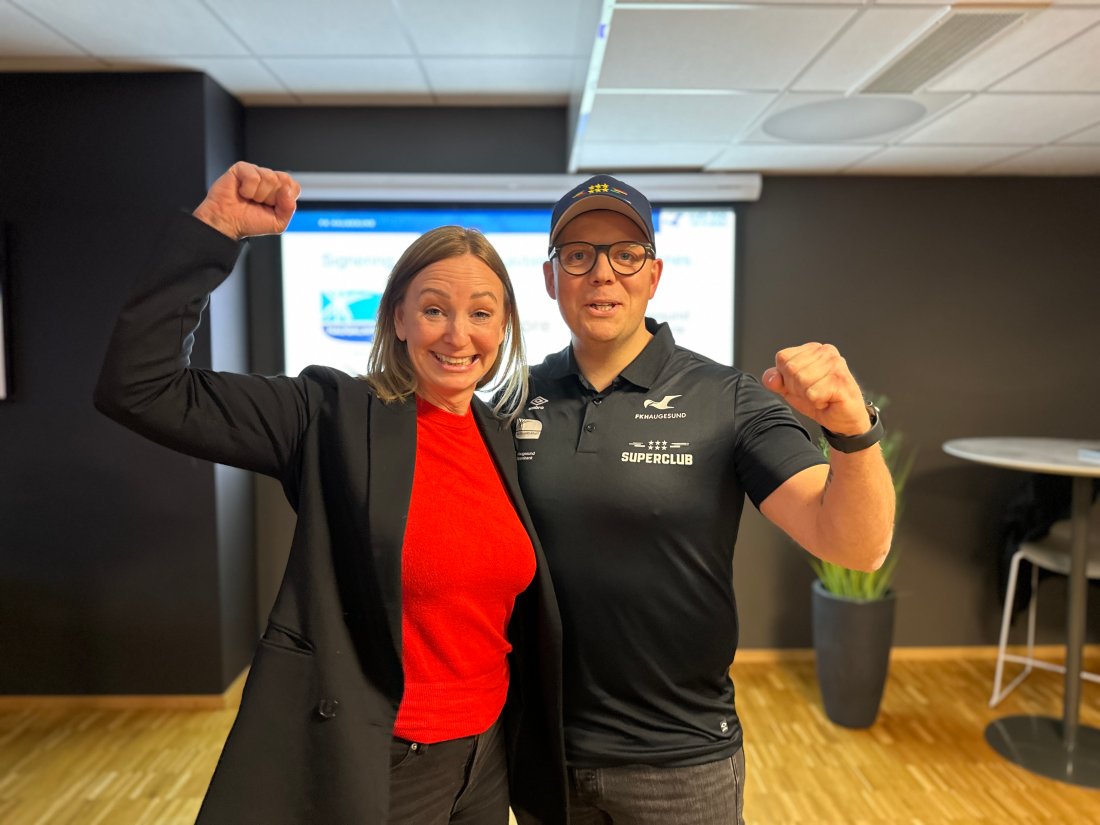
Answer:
[{"left": 943, "top": 437, "right": 1100, "bottom": 787}]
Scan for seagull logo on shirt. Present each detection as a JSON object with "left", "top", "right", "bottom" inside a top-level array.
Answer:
[{"left": 643, "top": 395, "right": 681, "bottom": 410}]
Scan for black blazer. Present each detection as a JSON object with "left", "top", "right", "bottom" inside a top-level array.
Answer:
[{"left": 94, "top": 214, "right": 568, "bottom": 825}]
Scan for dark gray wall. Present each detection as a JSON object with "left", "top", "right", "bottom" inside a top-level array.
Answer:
[
  {"left": 246, "top": 106, "right": 567, "bottom": 173},
  {"left": 2, "top": 74, "right": 1096, "bottom": 699},
  {"left": 245, "top": 109, "right": 1100, "bottom": 649},
  {"left": 247, "top": 110, "right": 1100, "bottom": 650},
  {"left": 732, "top": 177, "right": 1100, "bottom": 648},
  {"left": 0, "top": 72, "right": 253, "bottom": 693}
]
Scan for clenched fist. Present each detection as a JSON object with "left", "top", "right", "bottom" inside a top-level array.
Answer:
[
  {"left": 192, "top": 161, "right": 301, "bottom": 241},
  {"left": 762, "top": 343, "right": 871, "bottom": 437}
]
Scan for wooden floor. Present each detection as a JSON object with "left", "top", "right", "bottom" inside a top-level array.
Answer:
[{"left": 1, "top": 652, "right": 1098, "bottom": 824}]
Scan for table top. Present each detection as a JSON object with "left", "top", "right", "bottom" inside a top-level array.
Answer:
[{"left": 943, "top": 437, "right": 1100, "bottom": 477}]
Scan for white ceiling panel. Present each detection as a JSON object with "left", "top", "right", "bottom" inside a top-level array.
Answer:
[
  {"left": 211, "top": 0, "right": 413, "bottom": 56},
  {"left": 620, "top": 0, "right": 861, "bottom": 5},
  {"left": 0, "top": 56, "right": 105, "bottom": 70},
  {"left": 2, "top": 0, "right": 1097, "bottom": 175},
  {"left": 980, "top": 145, "right": 1100, "bottom": 174},
  {"left": 399, "top": 0, "right": 590, "bottom": 57},
  {"left": 929, "top": 9, "right": 1100, "bottom": 92},
  {"left": 598, "top": 7, "right": 856, "bottom": 90},
  {"left": 584, "top": 91, "right": 775, "bottom": 142},
  {"left": 575, "top": 141, "right": 727, "bottom": 171},
  {"left": 993, "top": 22, "right": 1100, "bottom": 92},
  {"left": 706, "top": 143, "right": 879, "bottom": 172},
  {"left": 0, "top": 1, "right": 85, "bottom": 56},
  {"left": 264, "top": 58, "right": 430, "bottom": 96},
  {"left": 12, "top": 0, "right": 248, "bottom": 57},
  {"left": 423, "top": 57, "right": 579, "bottom": 97},
  {"left": 875, "top": 0, "right": 1049, "bottom": 5},
  {"left": 903, "top": 93, "right": 1100, "bottom": 144},
  {"left": 100, "top": 57, "right": 288, "bottom": 98},
  {"left": 846, "top": 144, "right": 1025, "bottom": 175},
  {"left": 1061, "top": 121, "right": 1100, "bottom": 143},
  {"left": 793, "top": 7, "right": 946, "bottom": 93}
]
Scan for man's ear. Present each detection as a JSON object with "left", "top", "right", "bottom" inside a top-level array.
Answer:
[
  {"left": 543, "top": 260, "right": 557, "bottom": 300},
  {"left": 647, "top": 258, "right": 663, "bottom": 300}
]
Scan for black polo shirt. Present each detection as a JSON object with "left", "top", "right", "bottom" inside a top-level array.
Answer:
[{"left": 515, "top": 319, "right": 826, "bottom": 767}]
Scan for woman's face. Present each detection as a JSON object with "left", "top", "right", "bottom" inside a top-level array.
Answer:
[{"left": 394, "top": 253, "right": 507, "bottom": 414}]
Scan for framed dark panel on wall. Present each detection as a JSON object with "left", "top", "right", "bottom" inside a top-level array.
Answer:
[{"left": 0, "top": 222, "right": 9, "bottom": 400}]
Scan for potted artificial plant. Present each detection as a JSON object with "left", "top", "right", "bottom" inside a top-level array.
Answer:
[{"left": 811, "top": 395, "right": 915, "bottom": 728}]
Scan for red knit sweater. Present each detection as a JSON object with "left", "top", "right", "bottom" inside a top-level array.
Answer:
[{"left": 393, "top": 398, "right": 536, "bottom": 743}]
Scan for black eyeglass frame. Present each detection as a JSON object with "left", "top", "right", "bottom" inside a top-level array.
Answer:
[{"left": 547, "top": 241, "right": 657, "bottom": 276}]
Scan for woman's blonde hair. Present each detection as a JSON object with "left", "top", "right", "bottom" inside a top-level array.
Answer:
[{"left": 365, "top": 225, "right": 527, "bottom": 421}]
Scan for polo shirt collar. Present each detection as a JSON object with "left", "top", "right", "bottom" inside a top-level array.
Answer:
[{"left": 547, "top": 318, "right": 675, "bottom": 391}]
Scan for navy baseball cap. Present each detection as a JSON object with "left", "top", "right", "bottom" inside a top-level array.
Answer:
[{"left": 548, "top": 174, "right": 655, "bottom": 253}]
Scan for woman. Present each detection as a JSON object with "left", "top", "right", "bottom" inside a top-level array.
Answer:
[{"left": 93, "top": 162, "right": 566, "bottom": 825}]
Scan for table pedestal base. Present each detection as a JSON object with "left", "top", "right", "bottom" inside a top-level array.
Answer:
[{"left": 985, "top": 716, "right": 1100, "bottom": 787}]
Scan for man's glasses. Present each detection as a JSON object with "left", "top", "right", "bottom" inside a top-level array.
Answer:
[{"left": 549, "top": 241, "right": 656, "bottom": 276}]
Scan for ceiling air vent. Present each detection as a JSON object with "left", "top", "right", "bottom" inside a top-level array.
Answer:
[{"left": 860, "top": 10, "right": 1027, "bottom": 94}]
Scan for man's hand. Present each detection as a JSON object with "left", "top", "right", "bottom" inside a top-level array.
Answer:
[
  {"left": 762, "top": 343, "right": 871, "bottom": 436},
  {"left": 192, "top": 161, "right": 301, "bottom": 241}
]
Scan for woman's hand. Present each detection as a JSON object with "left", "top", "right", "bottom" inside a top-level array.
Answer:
[{"left": 192, "top": 161, "right": 301, "bottom": 240}]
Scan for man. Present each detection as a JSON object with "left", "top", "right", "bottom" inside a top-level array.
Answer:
[{"left": 513, "top": 175, "right": 895, "bottom": 824}]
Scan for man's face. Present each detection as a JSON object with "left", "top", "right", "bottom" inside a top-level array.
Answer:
[{"left": 543, "top": 210, "right": 662, "bottom": 352}]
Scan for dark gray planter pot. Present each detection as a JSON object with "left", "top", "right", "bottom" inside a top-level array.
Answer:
[{"left": 811, "top": 579, "right": 896, "bottom": 728}]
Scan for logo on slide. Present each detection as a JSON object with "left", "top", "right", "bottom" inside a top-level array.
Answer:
[{"left": 321, "top": 291, "right": 381, "bottom": 342}]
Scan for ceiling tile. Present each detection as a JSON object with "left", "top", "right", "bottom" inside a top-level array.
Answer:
[
  {"left": 574, "top": 141, "right": 727, "bottom": 171},
  {"left": 422, "top": 57, "right": 579, "bottom": 96},
  {"left": 903, "top": 93, "right": 1100, "bottom": 144},
  {"left": 993, "top": 21, "right": 1100, "bottom": 92},
  {"left": 398, "top": 0, "right": 589, "bottom": 57},
  {"left": 598, "top": 7, "right": 856, "bottom": 90},
  {"left": 13, "top": 0, "right": 248, "bottom": 57},
  {"left": 102, "top": 56, "right": 288, "bottom": 97},
  {"left": 0, "top": 56, "right": 106, "bottom": 70},
  {"left": 620, "top": 0, "right": 862, "bottom": 5},
  {"left": 846, "top": 145, "right": 1024, "bottom": 174},
  {"left": 980, "top": 145, "right": 1100, "bottom": 174},
  {"left": 264, "top": 57, "right": 429, "bottom": 95},
  {"left": 1061, "top": 122, "right": 1100, "bottom": 144},
  {"left": 930, "top": 9, "right": 1100, "bottom": 92},
  {"left": 292, "top": 92, "right": 435, "bottom": 106},
  {"left": 706, "top": 143, "right": 879, "bottom": 172},
  {"left": 584, "top": 92, "right": 775, "bottom": 142},
  {"left": 875, "top": 0, "right": 1043, "bottom": 4},
  {"left": 212, "top": 0, "right": 413, "bottom": 57},
  {"left": 0, "top": 1, "right": 86, "bottom": 56},
  {"left": 794, "top": 7, "right": 946, "bottom": 93}
]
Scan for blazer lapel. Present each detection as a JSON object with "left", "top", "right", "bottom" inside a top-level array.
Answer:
[
  {"left": 473, "top": 401, "right": 524, "bottom": 515},
  {"left": 367, "top": 393, "right": 417, "bottom": 661}
]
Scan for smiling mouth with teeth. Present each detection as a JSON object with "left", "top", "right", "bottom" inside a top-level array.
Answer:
[
  {"left": 589, "top": 303, "right": 617, "bottom": 311},
  {"left": 433, "top": 352, "right": 476, "bottom": 366}
]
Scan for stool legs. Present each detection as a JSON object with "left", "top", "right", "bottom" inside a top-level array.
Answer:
[
  {"left": 991, "top": 551, "right": 1027, "bottom": 707},
  {"left": 990, "top": 550, "right": 1100, "bottom": 708}
]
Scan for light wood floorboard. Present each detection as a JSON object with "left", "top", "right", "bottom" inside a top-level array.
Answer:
[{"left": 1, "top": 652, "right": 1097, "bottom": 824}]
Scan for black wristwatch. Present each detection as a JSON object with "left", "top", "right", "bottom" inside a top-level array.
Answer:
[{"left": 821, "top": 401, "right": 884, "bottom": 453}]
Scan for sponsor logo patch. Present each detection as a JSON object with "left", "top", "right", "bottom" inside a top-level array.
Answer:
[
  {"left": 621, "top": 439, "right": 693, "bottom": 465},
  {"left": 515, "top": 418, "right": 543, "bottom": 440}
]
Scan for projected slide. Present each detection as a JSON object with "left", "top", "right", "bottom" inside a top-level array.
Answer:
[{"left": 281, "top": 206, "right": 734, "bottom": 379}]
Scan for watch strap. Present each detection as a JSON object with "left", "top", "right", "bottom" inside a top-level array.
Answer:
[{"left": 821, "top": 402, "right": 884, "bottom": 454}]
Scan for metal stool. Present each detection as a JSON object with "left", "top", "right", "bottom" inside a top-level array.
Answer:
[{"left": 990, "top": 509, "right": 1100, "bottom": 707}]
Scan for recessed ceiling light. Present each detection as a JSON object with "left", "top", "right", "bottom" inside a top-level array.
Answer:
[{"left": 762, "top": 97, "right": 928, "bottom": 143}]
